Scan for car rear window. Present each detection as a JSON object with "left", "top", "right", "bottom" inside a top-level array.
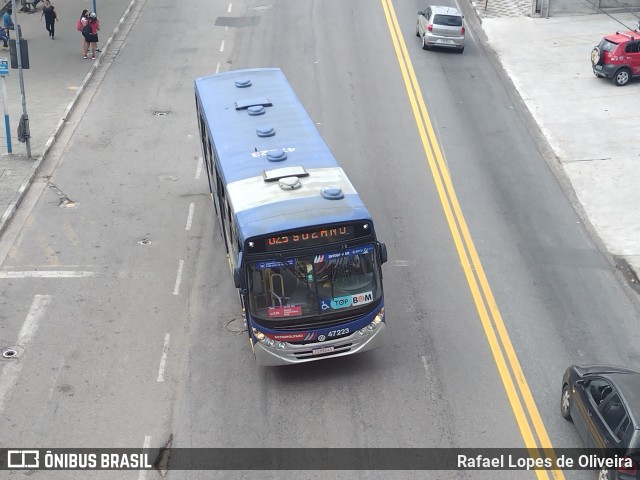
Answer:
[
  {"left": 433, "top": 14, "right": 462, "bottom": 27},
  {"left": 599, "top": 38, "right": 618, "bottom": 53}
]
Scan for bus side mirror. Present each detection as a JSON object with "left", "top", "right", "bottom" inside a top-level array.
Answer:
[
  {"left": 379, "top": 243, "right": 388, "bottom": 265},
  {"left": 233, "top": 268, "right": 245, "bottom": 289}
]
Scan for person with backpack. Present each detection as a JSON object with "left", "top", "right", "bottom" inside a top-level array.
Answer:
[
  {"left": 77, "top": 10, "right": 88, "bottom": 58},
  {"left": 41, "top": 0, "right": 58, "bottom": 39},
  {"left": 82, "top": 12, "right": 99, "bottom": 60}
]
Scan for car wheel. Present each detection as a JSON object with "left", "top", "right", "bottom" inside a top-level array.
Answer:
[
  {"left": 422, "top": 35, "right": 429, "bottom": 50},
  {"left": 416, "top": 24, "right": 420, "bottom": 37},
  {"left": 591, "top": 46, "right": 601, "bottom": 66},
  {"left": 598, "top": 466, "right": 614, "bottom": 480},
  {"left": 613, "top": 67, "right": 631, "bottom": 86},
  {"left": 458, "top": 47, "right": 464, "bottom": 54},
  {"left": 560, "top": 384, "right": 572, "bottom": 421}
]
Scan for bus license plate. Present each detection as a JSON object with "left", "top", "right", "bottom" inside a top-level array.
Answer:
[{"left": 312, "top": 346, "right": 335, "bottom": 355}]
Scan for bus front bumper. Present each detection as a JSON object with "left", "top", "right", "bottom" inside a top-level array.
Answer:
[{"left": 253, "top": 322, "right": 385, "bottom": 366}]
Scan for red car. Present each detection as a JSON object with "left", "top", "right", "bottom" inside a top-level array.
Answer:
[{"left": 592, "top": 30, "right": 640, "bottom": 86}]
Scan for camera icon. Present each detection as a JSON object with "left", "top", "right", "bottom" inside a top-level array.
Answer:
[{"left": 7, "top": 450, "right": 39, "bottom": 468}]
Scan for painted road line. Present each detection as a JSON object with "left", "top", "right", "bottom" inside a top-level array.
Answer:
[
  {"left": 228, "top": 3, "right": 232, "bottom": 13},
  {"left": 185, "top": 203, "right": 195, "bottom": 231},
  {"left": 195, "top": 158, "right": 203, "bottom": 180},
  {"left": 137, "top": 435, "right": 151, "bottom": 480},
  {"left": 381, "top": 1, "right": 562, "bottom": 478},
  {"left": 0, "top": 295, "right": 53, "bottom": 413},
  {"left": 220, "top": 40, "right": 225, "bottom": 52},
  {"left": 157, "top": 334, "right": 170, "bottom": 382},
  {"left": 0, "top": 271, "right": 97, "bottom": 278},
  {"left": 173, "top": 259, "right": 184, "bottom": 295}
]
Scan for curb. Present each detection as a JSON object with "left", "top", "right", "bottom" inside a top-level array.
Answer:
[
  {"left": 470, "top": 1, "right": 484, "bottom": 24},
  {"left": 0, "top": 0, "right": 137, "bottom": 238}
]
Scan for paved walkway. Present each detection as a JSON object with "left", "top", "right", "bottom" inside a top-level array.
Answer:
[
  {"left": 0, "top": 0, "right": 639, "bottom": 283},
  {"left": 0, "top": 0, "right": 132, "bottom": 234}
]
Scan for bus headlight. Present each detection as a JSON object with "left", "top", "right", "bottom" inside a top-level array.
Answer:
[
  {"left": 252, "top": 328, "right": 265, "bottom": 341},
  {"left": 358, "top": 328, "right": 367, "bottom": 336},
  {"left": 278, "top": 342, "right": 286, "bottom": 349},
  {"left": 252, "top": 328, "right": 278, "bottom": 348},
  {"left": 366, "top": 308, "right": 385, "bottom": 331}
]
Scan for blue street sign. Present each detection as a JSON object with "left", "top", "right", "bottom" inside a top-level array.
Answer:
[{"left": 0, "top": 58, "right": 9, "bottom": 76}]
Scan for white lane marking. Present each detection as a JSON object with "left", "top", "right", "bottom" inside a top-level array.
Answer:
[
  {"left": 173, "top": 259, "right": 184, "bottom": 295},
  {"left": 220, "top": 40, "right": 225, "bottom": 52},
  {"left": 0, "top": 295, "right": 53, "bottom": 413},
  {"left": 157, "top": 334, "right": 170, "bottom": 382},
  {"left": 215, "top": 62, "right": 221, "bottom": 74},
  {"left": 185, "top": 203, "right": 195, "bottom": 231},
  {"left": 0, "top": 271, "right": 96, "bottom": 278},
  {"left": 395, "top": 260, "right": 409, "bottom": 267},
  {"left": 138, "top": 435, "right": 152, "bottom": 480},
  {"left": 195, "top": 158, "right": 203, "bottom": 179},
  {"left": 228, "top": 3, "right": 232, "bottom": 13}
]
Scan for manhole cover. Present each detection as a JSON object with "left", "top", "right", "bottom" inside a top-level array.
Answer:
[
  {"left": 3, "top": 349, "right": 18, "bottom": 358},
  {"left": 138, "top": 238, "right": 152, "bottom": 245},
  {"left": 154, "top": 111, "right": 171, "bottom": 117}
]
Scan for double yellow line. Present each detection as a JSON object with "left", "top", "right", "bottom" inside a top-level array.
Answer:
[{"left": 380, "top": 1, "right": 563, "bottom": 478}]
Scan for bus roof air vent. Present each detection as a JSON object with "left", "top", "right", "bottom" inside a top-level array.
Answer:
[
  {"left": 235, "top": 79, "right": 252, "bottom": 88},
  {"left": 248, "top": 105, "right": 265, "bottom": 116},
  {"left": 279, "top": 176, "right": 302, "bottom": 190},
  {"left": 267, "top": 149, "right": 287, "bottom": 162},
  {"left": 263, "top": 165, "right": 308, "bottom": 182},
  {"left": 321, "top": 187, "right": 344, "bottom": 200},
  {"left": 256, "top": 126, "right": 276, "bottom": 138},
  {"left": 235, "top": 97, "right": 273, "bottom": 110}
]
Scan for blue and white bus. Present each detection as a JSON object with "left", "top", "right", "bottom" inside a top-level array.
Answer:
[{"left": 194, "top": 68, "right": 388, "bottom": 366}]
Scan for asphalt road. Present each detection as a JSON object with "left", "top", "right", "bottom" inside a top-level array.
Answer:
[{"left": 1, "top": 0, "right": 639, "bottom": 479}]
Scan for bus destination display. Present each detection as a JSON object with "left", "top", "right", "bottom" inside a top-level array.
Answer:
[{"left": 265, "top": 225, "right": 355, "bottom": 252}]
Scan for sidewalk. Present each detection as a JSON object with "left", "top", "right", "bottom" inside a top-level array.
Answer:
[
  {"left": 0, "top": 1, "right": 639, "bottom": 284},
  {"left": 472, "top": 4, "right": 640, "bottom": 280},
  {"left": 0, "top": 0, "right": 133, "bottom": 233}
]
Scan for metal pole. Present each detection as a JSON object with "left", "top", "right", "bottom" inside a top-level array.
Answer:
[
  {"left": 11, "top": 0, "right": 30, "bottom": 158},
  {"left": 1, "top": 76, "right": 11, "bottom": 153},
  {"left": 92, "top": 0, "right": 97, "bottom": 15}
]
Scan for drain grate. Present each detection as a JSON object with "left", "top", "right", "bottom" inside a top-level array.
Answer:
[{"left": 154, "top": 111, "right": 171, "bottom": 117}]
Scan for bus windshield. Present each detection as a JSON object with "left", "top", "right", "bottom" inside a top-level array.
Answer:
[{"left": 247, "top": 244, "right": 382, "bottom": 322}]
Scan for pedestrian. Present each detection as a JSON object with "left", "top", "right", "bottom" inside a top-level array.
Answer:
[
  {"left": 0, "top": 25, "right": 8, "bottom": 50},
  {"left": 82, "top": 12, "right": 99, "bottom": 60},
  {"left": 41, "top": 0, "right": 58, "bottom": 39},
  {"left": 3, "top": 8, "right": 14, "bottom": 38},
  {"left": 77, "top": 9, "right": 88, "bottom": 58}
]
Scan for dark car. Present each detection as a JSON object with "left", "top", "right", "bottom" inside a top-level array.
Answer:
[
  {"left": 591, "top": 31, "right": 640, "bottom": 86},
  {"left": 562, "top": 365, "right": 640, "bottom": 479}
]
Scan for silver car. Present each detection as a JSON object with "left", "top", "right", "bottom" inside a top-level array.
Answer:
[{"left": 416, "top": 6, "right": 465, "bottom": 53}]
